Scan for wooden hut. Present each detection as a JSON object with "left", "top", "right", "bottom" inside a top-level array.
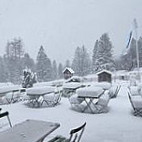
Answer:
[
  {"left": 96, "top": 70, "right": 112, "bottom": 83},
  {"left": 63, "top": 67, "right": 74, "bottom": 79}
]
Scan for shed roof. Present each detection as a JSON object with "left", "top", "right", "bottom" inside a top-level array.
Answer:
[
  {"left": 62, "top": 67, "right": 75, "bottom": 74},
  {"left": 96, "top": 69, "right": 112, "bottom": 75}
]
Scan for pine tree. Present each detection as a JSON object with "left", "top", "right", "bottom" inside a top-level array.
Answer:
[
  {"left": 0, "top": 57, "right": 7, "bottom": 82},
  {"left": 95, "top": 33, "right": 114, "bottom": 71},
  {"left": 36, "top": 46, "right": 52, "bottom": 82},
  {"left": 4, "top": 38, "right": 24, "bottom": 84},
  {"left": 65, "top": 59, "right": 70, "bottom": 68},
  {"left": 92, "top": 40, "right": 99, "bottom": 72},
  {"left": 52, "top": 60, "right": 57, "bottom": 80},
  {"left": 21, "top": 53, "right": 35, "bottom": 71},
  {"left": 72, "top": 46, "right": 91, "bottom": 76},
  {"left": 138, "top": 37, "right": 142, "bottom": 67},
  {"left": 58, "top": 63, "right": 63, "bottom": 79}
]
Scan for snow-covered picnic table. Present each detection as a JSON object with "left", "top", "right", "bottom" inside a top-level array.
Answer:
[
  {"left": 71, "top": 82, "right": 111, "bottom": 114},
  {"left": 62, "top": 82, "right": 85, "bottom": 97},
  {"left": 26, "top": 86, "right": 57, "bottom": 107},
  {"left": 76, "top": 86, "right": 105, "bottom": 113},
  {"left": 0, "top": 119, "right": 60, "bottom": 142},
  {"left": 0, "top": 85, "right": 26, "bottom": 104},
  {"left": 77, "top": 86, "right": 104, "bottom": 98}
]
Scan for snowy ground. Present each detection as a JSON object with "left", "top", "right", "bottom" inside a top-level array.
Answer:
[{"left": 0, "top": 81, "right": 142, "bottom": 142}]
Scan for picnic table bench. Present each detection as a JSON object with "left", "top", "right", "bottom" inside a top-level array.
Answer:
[
  {"left": 26, "top": 86, "right": 61, "bottom": 107},
  {"left": 0, "top": 86, "right": 26, "bottom": 104},
  {"left": 77, "top": 86, "right": 105, "bottom": 113},
  {"left": 0, "top": 119, "right": 60, "bottom": 142}
]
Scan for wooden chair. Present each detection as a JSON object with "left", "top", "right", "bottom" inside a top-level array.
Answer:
[
  {"left": 48, "top": 122, "right": 86, "bottom": 142},
  {"left": 0, "top": 111, "right": 12, "bottom": 127},
  {"left": 128, "top": 91, "right": 142, "bottom": 116}
]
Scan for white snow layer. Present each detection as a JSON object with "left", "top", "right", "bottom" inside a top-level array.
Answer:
[{"left": 0, "top": 81, "right": 142, "bottom": 142}]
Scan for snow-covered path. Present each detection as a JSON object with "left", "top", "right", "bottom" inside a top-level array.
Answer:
[{"left": 1, "top": 81, "right": 142, "bottom": 142}]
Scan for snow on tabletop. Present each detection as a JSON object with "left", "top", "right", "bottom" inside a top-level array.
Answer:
[
  {"left": 0, "top": 85, "right": 21, "bottom": 97},
  {"left": 26, "top": 86, "right": 56, "bottom": 95},
  {"left": 63, "top": 82, "right": 83, "bottom": 89},
  {"left": 77, "top": 86, "right": 104, "bottom": 97}
]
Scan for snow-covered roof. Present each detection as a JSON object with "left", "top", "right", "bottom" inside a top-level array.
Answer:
[
  {"left": 62, "top": 67, "right": 74, "bottom": 74},
  {"left": 96, "top": 69, "right": 112, "bottom": 75}
]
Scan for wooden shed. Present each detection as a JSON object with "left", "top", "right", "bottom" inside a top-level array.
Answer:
[
  {"left": 96, "top": 70, "right": 112, "bottom": 83},
  {"left": 63, "top": 67, "right": 74, "bottom": 80}
]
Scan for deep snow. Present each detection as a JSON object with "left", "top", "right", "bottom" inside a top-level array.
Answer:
[{"left": 0, "top": 81, "right": 142, "bottom": 142}]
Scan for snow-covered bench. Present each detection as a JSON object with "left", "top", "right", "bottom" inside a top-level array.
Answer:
[{"left": 128, "top": 89, "right": 142, "bottom": 116}]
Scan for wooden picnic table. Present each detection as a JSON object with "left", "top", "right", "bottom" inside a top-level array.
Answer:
[
  {"left": 0, "top": 119, "right": 60, "bottom": 142},
  {"left": 77, "top": 86, "right": 105, "bottom": 113},
  {"left": 0, "top": 86, "right": 26, "bottom": 104},
  {"left": 26, "top": 86, "right": 56, "bottom": 107}
]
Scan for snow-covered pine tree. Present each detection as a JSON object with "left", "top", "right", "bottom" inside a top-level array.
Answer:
[
  {"left": 52, "top": 60, "right": 57, "bottom": 80},
  {"left": 58, "top": 63, "right": 63, "bottom": 79},
  {"left": 95, "top": 33, "right": 114, "bottom": 71},
  {"left": 138, "top": 37, "right": 142, "bottom": 67},
  {"left": 4, "top": 38, "right": 24, "bottom": 84},
  {"left": 92, "top": 40, "right": 99, "bottom": 72},
  {"left": 65, "top": 59, "right": 71, "bottom": 68},
  {"left": 80, "top": 45, "right": 91, "bottom": 76},
  {"left": 22, "top": 68, "right": 37, "bottom": 88},
  {"left": 21, "top": 53, "right": 35, "bottom": 71},
  {"left": 72, "top": 46, "right": 91, "bottom": 76},
  {"left": 36, "top": 46, "right": 52, "bottom": 82},
  {"left": 0, "top": 57, "right": 7, "bottom": 82},
  {"left": 72, "top": 47, "right": 81, "bottom": 76}
]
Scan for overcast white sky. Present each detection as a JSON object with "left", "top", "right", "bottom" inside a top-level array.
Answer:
[{"left": 0, "top": 0, "right": 142, "bottom": 64}]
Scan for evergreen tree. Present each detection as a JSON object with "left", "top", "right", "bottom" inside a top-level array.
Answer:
[
  {"left": 0, "top": 57, "right": 7, "bottom": 82},
  {"left": 92, "top": 40, "right": 99, "bottom": 72},
  {"left": 52, "top": 60, "right": 57, "bottom": 80},
  {"left": 138, "top": 37, "right": 142, "bottom": 67},
  {"left": 36, "top": 46, "right": 52, "bottom": 82},
  {"left": 72, "top": 46, "right": 91, "bottom": 76},
  {"left": 4, "top": 38, "right": 24, "bottom": 84},
  {"left": 65, "top": 59, "right": 70, "bottom": 68},
  {"left": 58, "top": 63, "right": 63, "bottom": 79},
  {"left": 95, "top": 33, "right": 114, "bottom": 71},
  {"left": 21, "top": 53, "right": 35, "bottom": 71}
]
